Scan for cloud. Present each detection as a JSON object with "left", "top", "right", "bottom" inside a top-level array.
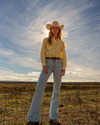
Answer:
[
  {"left": 0, "top": 70, "right": 39, "bottom": 81},
  {"left": 0, "top": 48, "right": 42, "bottom": 70},
  {"left": 28, "top": 71, "right": 40, "bottom": 77},
  {"left": 0, "top": 0, "right": 100, "bottom": 81},
  {"left": 0, "top": 62, "right": 100, "bottom": 82},
  {"left": 63, "top": 60, "right": 100, "bottom": 82}
]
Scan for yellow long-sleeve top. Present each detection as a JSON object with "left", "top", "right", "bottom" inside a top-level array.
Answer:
[{"left": 40, "top": 37, "right": 67, "bottom": 70}]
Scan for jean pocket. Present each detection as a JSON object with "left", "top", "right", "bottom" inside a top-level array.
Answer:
[
  {"left": 46, "top": 59, "right": 52, "bottom": 63},
  {"left": 57, "top": 59, "right": 62, "bottom": 63}
]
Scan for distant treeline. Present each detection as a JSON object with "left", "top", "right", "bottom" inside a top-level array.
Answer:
[
  {"left": 0, "top": 81, "right": 100, "bottom": 85},
  {"left": 0, "top": 82, "right": 100, "bottom": 92}
]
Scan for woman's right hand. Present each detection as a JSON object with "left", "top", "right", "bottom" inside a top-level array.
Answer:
[{"left": 43, "top": 66, "right": 48, "bottom": 74}]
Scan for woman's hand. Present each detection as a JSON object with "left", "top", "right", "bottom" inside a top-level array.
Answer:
[
  {"left": 61, "top": 70, "right": 65, "bottom": 77},
  {"left": 43, "top": 66, "right": 48, "bottom": 74}
]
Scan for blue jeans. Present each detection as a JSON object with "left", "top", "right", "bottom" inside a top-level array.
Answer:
[{"left": 27, "top": 59, "right": 62, "bottom": 122}]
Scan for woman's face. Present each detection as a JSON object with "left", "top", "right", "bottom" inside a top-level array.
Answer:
[{"left": 51, "top": 27, "right": 59, "bottom": 35}]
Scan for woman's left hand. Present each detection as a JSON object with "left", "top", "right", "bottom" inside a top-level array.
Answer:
[{"left": 61, "top": 70, "right": 65, "bottom": 77}]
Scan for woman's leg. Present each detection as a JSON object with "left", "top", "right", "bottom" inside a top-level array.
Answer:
[
  {"left": 27, "top": 65, "right": 53, "bottom": 122},
  {"left": 49, "top": 60, "right": 62, "bottom": 120}
]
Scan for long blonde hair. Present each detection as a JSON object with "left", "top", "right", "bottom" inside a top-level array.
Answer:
[{"left": 47, "top": 27, "right": 62, "bottom": 45}]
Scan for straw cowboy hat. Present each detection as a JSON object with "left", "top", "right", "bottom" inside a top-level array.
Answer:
[{"left": 46, "top": 21, "right": 64, "bottom": 30}]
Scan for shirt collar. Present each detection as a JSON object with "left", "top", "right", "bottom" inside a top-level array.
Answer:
[{"left": 51, "top": 37, "right": 60, "bottom": 41}]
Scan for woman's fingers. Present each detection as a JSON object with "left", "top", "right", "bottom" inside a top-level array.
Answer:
[
  {"left": 43, "top": 66, "right": 48, "bottom": 74},
  {"left": 43, "top": 66, "right": 65, "bottom": 76},
  {"left": 61, "top": 70, "right": 65, "bottom": 77}
]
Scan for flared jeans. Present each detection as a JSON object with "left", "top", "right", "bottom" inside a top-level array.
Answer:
[{"left": 27, "top": 59, "right": 62, "bottom": 122}]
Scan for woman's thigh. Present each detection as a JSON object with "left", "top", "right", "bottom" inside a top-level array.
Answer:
[{"left": 36, "top": 60, "right": 54, "bottom": 88}]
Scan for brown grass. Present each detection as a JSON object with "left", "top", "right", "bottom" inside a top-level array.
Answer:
[{"left": 0, "top": 83, "right": 100, "bottom": 125}]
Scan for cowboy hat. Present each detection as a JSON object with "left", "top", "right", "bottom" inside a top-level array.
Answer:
[{"left": 46, "top": 21, "right": 64, "bottom": 30}]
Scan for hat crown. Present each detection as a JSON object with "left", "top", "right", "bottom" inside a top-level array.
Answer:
[
  {"left": 46, "top": 21, "right": 64, "bottom": 30},
  {"left": 52, "top": 21, "right": 59, "bottom": 27}
]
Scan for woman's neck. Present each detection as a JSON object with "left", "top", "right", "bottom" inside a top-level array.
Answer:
[{"left": 52, "top": 35, "right": 57, "bottom": 39}]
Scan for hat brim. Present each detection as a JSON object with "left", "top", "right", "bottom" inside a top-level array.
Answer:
[{"left": 46, "top": 24, "right": 64, "bottom": 30}]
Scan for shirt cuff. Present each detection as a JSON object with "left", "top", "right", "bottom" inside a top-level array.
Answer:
[
  {"left": 42, "top": 63, "right": 46, "bottom": 67},
  {"left": 62, "top": 67, "right": 66, "bottom": 70}
]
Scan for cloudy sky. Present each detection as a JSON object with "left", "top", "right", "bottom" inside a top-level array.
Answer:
[{"left": 0, "top": 0, "right": 100, "bottom": 82}]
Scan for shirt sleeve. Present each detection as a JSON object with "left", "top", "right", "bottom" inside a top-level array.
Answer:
[
  {"left": 40, "top": 38, "right": 46, "bottom": 67},
  {"left": 62, "top": 42, "right": 67, "bottom": 70}
]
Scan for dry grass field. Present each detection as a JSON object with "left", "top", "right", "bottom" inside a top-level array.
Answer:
[{"left": 0, "top": 82, "right": 100, "bottom": 125}]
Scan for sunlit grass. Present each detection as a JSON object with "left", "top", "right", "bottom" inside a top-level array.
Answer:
[{"left": 0, "top": 82, "right": 100, "bottom": 124}]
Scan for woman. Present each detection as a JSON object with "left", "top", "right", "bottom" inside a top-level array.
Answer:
[{"left": 25, "top": 21, "right": 67, "bottom": 125}]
